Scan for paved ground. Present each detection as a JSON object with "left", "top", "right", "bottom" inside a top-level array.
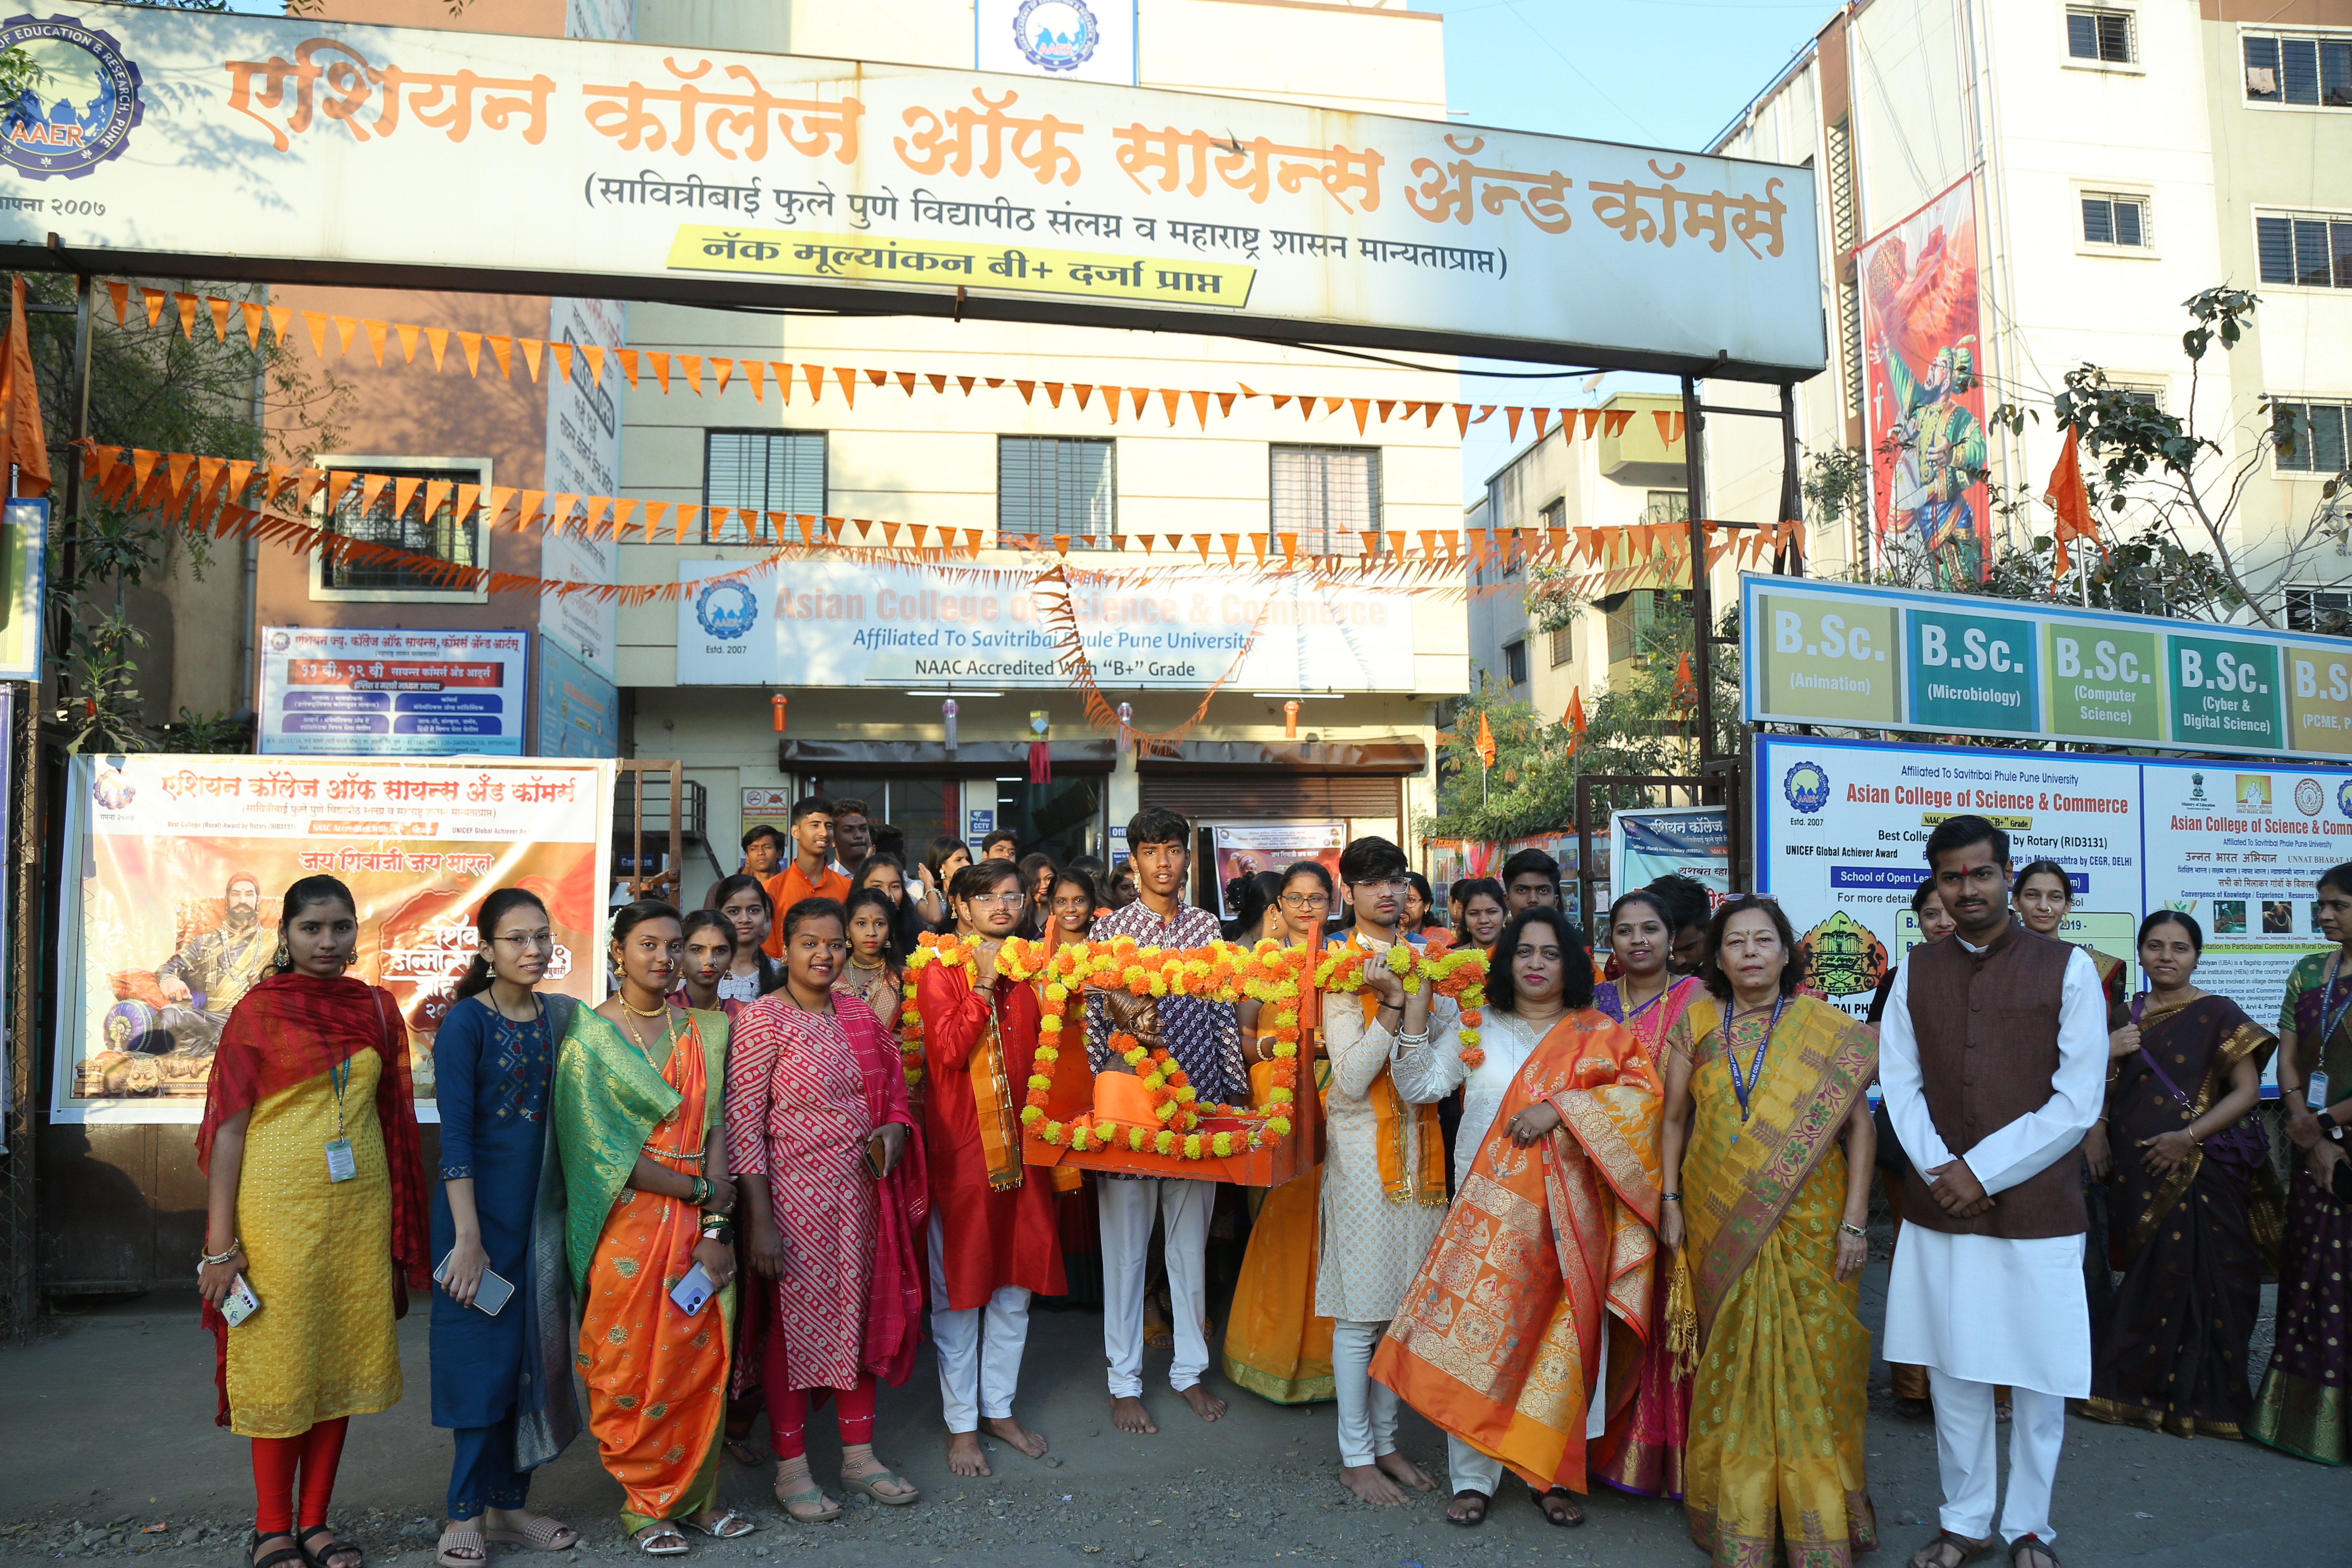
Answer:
[{"left": 0, "top": 1262, "right": 2325, "bottom": 1568}]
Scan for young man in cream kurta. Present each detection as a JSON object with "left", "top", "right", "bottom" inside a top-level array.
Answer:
[{"left": 1318, "top": 836, "right": 1455, "bottom": 1506}]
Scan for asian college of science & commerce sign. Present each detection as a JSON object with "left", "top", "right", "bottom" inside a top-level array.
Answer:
[
  {"left": 0, "top": 5, "right": 1821, "bottom": 376},
  {"left": 676, "top": 560, "right": 1415, "bottom": 692}
]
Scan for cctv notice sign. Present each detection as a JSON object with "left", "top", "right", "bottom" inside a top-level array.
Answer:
[{"left": 1742, "top": 574, "right": 2352, "bottom": 763}]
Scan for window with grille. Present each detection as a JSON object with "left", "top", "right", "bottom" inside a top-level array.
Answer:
[
  {"left": 999, "top": 436, "right": 1115, "bottom": 543},
  {"left": 1503, "top": 639, "right": 1529, "bottom": 686},
  {"left": 2066, "top": 8, "right": 2133, "bottom": 63},
  {"left": 1548, "top": 621, "right": 1574, "bottom": 667},
  {"left": 2287, "top": 587, "right": 2352, "bottom": 636},
  {"left": 1602, "top": 589, "right": 1679, "bottom": 665},
  {"left": 704, "top": 430, "right": 827, "bottom": 541},
  {"left": 2256, "top": 211, "right": 2352, "bottom": 289},
  {"left": 1271, "top": 444, "right": 1381, "bottom": 557},
  {"left": 2276, "top": 401, "right": 2351, "bottom": 474},
  {"left": 2081, "top": 193, "right": 2150, "bottom": 247},
  {"left": 317, "top": 462, "right": 484, "bottom": 593},
  {"left": 2244, "top": 31, "right": 2352, "bottom": 106}
]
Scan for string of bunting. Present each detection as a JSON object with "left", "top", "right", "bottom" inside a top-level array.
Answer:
[
  {"left": 102, "top": 281, "right": 1685, "bottom": 442},
  {"left": 80, "top": 442, "right": 1801, "bottom": 580}
]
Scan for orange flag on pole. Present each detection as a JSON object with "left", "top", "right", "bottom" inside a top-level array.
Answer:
[
  {"left": 1474, "top": 710, "right": 1497, "bottom": 770},
  {"left": 1565, "top": 688, "right": 1588, "bottom": 753},
  {"left": 2045, "top": 424, "right": 2100, "bottom": 580},
  {"left": 0, "top": 276, "right": 48, "bottom": 495}
]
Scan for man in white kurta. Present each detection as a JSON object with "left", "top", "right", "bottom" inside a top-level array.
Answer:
[
  {"left": 1877, "top": 817, "right": 2106, "bottom": 1568},
  {"left": 1318, "top": 837, "right": 1452, "bottom": 1505}
]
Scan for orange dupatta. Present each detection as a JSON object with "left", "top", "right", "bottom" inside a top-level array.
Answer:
[{"left": 1371, "top": 1008, "right": 1662, "bottom": 1492}]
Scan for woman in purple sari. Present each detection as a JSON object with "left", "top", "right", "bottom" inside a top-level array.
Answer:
[
  {"left": 2082, "top": 911, "right": 2276, "bottom": 1438},
  {"left": 2250, "top": 861, "right": 2352, "bottom": 1465}
]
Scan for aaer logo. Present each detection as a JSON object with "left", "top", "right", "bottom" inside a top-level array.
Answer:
[
  {"left": 1782, "top": 760, "right": 1831, "bottom": 815},
  {"left": 0, "top": 16, "right": 143, "bottom": 180}
]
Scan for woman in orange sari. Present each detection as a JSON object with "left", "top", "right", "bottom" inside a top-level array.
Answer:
[
  {"left": 552, "top": 902, "right": 753, "bottom": 1555},
  {"left": 198, "top": 875, "right": 431, "bottom": 1568},
  {"left": 1588, "top": 889, "right": 1715, "bottom": 1500},
  {"left": 1372, "top": 907, "right": 1662, "bottom": 1529},
  {"left": 1220, "top": 861, "right": 1339, "bottom": 1405}
]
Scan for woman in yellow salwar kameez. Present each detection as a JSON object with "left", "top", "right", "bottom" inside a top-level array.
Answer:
[
  {"left": 1220, "top": 861, "right": 1339, "bottom": 1405},
  {"left": 553, "top": 902, "right": 755, "bottom": 1555},
  {"left": 1660, "top": 895, "right": 1879, "bottom": 1568}
]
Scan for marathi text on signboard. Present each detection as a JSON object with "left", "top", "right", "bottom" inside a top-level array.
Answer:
[{"left": 258, "top": 626, "right": 530, "bottom": 755}]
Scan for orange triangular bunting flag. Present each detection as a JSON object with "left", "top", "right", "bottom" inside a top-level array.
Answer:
[
  {"left": 359, "top": 318, "right": 385, "bottom": 365},
  {"left": 1531, "top": 408, "right": 1549, "bottom": 441},
  {"left": 173, "top": 294, "right": 200, "bottom": 339},
  {"left": 1653, "top": 409, "right": 1675, "bottom": 444},
  {"left": 1505, "top": 406, "right": 1522, "bottom": 441},
  {"left": 1376, "top": 399, "right": 1395, "bottom": 424},
  {"left": 709, "top": 356, "right": 731, "bottom": 395},
  {"left": 330, "top": 314, "right": 359, "bottom": 354},
  {"left": 1043, "top": 382, "right": 1065, "bottom": 408},
  {"left": 803, "top": 364, "right": 827, "bottom": 402},
  {"left": 395, "top": 322, "right": 421, "bottom": 363},
  {"left": 519, "top": 338, "right": 545, "bottom": 382},
  {"left": 1216, "top": 392, "right": 1238, "bottom": 418},
  {"left": 301, "top": 310, "right": 329, "bottom": 355},
  {"left": 237, "top": 301, "right": 265, "bottom": 349},
  {"left": 608, "top": 498, "right": 636, "bottom": 538},
  {"left": 549, "top": 342, "right": 574, "bottom": 383},
  {"left": 1015, "top": 379, "right": 1036, "bottom": 404},
  {"left": 1161, "top": 388, "right": 1181, "bottom": 425},
  {"left": 1350, "top": 398, "right": 1371, "bottom": 435},
  {"left": 359, "top": 472, "right": 390, "bottom": 514},
  {"left": 205, "top": 296, "right": 232, "bottom": 343},
  {"left": 1453, "top": 404, "right": 1472, "bottom": 435},
  {"left": 647, "top": 351, "right": 670, "bottom": 392},
  {"left": 676, "top": 352, "right": 700, "bottom": 394},
  {"left": 927, "top": 372, "right": 947, "bottom": 394},
  {"left": 423, "top": 326, "right": 448, "bottom": 370},
  {"left": 1189, "top": 390, "right": 1209, "bottom": 428},
  {"left": 487, "top": 335, "right": 515, "bottom": 379},
  {"left": 744, "top": 360, "right": 765, "bottom": 402},
  {"left": 1583, "top": 408, "right": 1603, "bottom": 437},
  {"left": 459, "top": 331, "right": 483, "bottom": 376},
  {"left": 835, "top": 365, "right": 858, "bottom": 406},
  {"left": 102, "top": 280, "right": 127, "bottom": 325}
]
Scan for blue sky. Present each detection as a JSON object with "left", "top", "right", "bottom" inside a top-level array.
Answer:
[{"left": 1416, "top": 0, "right": 1833, "bottom": 502}]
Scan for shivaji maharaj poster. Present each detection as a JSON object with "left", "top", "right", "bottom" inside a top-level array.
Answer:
[
  {"left": 1858, "top": 174, "right": 1990, "bottom": 585},
  {"left": 52, "top": 755, "right": 613, "bottom": 1121}
]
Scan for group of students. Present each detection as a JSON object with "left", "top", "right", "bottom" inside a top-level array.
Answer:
[{"left": 186, "top": 802, "right": 2351, "bottom": 1568}]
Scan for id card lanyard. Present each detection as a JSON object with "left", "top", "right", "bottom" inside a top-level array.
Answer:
[
  {"left": 1726, "top": 993, "right": 1788, "bottom": 1139},
  {"left": 2313, "top": 952, "right": 2350, "bottom": 1111},
  {"left": 324, "top": 1048, "right": 356, "bottom": 1183}
]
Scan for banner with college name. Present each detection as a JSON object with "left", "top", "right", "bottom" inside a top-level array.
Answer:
[
  {"left": 53, "top": 755, "right": 614, "bottom": 1123},
  {"left": 1758, "top": 734, "right": 2347, "bottom": 1078},
  {"left": 1744, "top": 573, "right": 2352, "bottom": 764}
]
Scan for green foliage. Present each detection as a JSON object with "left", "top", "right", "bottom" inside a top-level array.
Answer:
[
  {"left": 25, "top": 274, "right": 352, "bottom": 752},
  {"left": 1423, "top": 595, "right": 1740, "bottom": 843}
]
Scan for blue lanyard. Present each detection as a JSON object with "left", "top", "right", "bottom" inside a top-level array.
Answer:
[
  {"left": 1725, "top": 994, "right": 1786, "bottom": 1123},
  {"left": 1621, "top": 979, "right": 1672, "bottom": 1023},
  {"left": 2320, "top": 953, "right": 2352, "bottom": 1054}
]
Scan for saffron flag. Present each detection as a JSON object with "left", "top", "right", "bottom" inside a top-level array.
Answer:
[
  {"left": 1474, "top": 710, "right": 1497, "bottom": 770},
  {"left": 1565, "top": 688, "right": 1588, "bottom": 754},
  {"left": 2045, "top": 424, "right": 2100, "bottom": 581},
  {"left": 0, "top": 275, "right": 50, "bottom": 496}
]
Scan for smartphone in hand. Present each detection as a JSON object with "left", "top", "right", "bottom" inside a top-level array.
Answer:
[{"left": 668, "top": 1261, "right": 717, "bottom": 1317}]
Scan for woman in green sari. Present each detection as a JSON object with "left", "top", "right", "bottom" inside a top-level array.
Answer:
[
  {"left": 553, "top": 901, "right": 755, "bottom": 1554},
  {"left": 1659, "top": 895, "right": 1879, "bottom": 1568}
]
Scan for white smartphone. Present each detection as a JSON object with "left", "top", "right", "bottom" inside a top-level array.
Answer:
[
  {"left": 668, "top": 1261, "right": 716, "bottom": 1317},
  {"left": 433, "top": 1251, "right": 515, "bottom": 1316},
  {"left": 209, "top": 1270, "right": 260, "bottom": 1327}
]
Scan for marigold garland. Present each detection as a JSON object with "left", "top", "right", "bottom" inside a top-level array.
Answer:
[{"left": 898, "top": 931, "right": 982, "bottom": 1089}]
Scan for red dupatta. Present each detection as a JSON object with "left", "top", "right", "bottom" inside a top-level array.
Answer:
[
  {"left": 197, "top": 972, "right": 432, "bottom": 1422},
  {"left": 842, "top": 996, "right": 930, "bottom": 1384}
]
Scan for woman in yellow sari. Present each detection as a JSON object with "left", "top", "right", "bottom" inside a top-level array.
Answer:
[
  {"left": 553, "top": 901, "right": 754, "bottom": 1555},
  {"left": 1659, "top": 894, "right": 1878, "bottom": 1568},
  {"left": 1220, "top": 860, "right": 1338, "bottom": 1405}
]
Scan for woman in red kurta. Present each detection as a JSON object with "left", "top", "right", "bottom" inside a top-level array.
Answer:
[
  {"left": 916, "top": 860, "right": 1064, "bottom": 1477},
  {"left": 728, "top": 896, "right": 928, "bottom": 1523}
]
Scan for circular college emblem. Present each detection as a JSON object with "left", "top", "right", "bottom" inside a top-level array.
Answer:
[
  {"left": 90, "top": 763, "right": 133, "bottom": 809},
  {"left": 2297, "top": 777, "right": 2325, "bottom": 817},
  {"left": 2338, "top": 779, "right": 2352, "bottom": 821},
  {"left": 695, "top": 579, "right": 759, "bottom": 641},
  {"left": 1013, "top": 0, "right": 1099, "bottom": 73},
  {"left": 1782, "top": 760, "right": 1831, "bottom": 815},
  {"left": 0, "top": 16, "right": 143, "bottom": 180}
]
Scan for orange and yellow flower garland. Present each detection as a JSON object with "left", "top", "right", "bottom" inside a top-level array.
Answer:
[{"left": 898, "top": 931, "right": 982, "bottom": 1089}]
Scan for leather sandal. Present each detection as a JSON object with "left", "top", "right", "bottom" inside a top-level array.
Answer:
[
  {"left": 249, "top": 1532, "right": 306, "bottom": 1568},
  {"left": 2009, "top": 1536, "right": 2060, "bottom": 1568},
  {"left": 297, "top": 1526, "right": 361, "bottom": 1568},
  {"left": 1529, "top": 1487, "right": 1584, "bottom": 1527},
  {"left": 1909, "top": 1530, "right": 1996, "bottom": 1568},
  {"left": 1445, "top": 1490, "right": 1490, "bottom": 1527}
]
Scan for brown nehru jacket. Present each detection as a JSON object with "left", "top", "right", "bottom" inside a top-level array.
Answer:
[{"left": 1901, "top": 919, "right": 2085, "bottom": 1240}]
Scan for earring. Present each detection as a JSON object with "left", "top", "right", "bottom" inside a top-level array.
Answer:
[{"left": 272, "top": 939, "right": 290, "bottom": 969}]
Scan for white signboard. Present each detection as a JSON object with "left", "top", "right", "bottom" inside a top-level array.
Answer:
[
  {"left": 978, "top": 0, "right": 1137, "bottom": 86},
  {"left": 258, "top": 626, "right": 530, "bottom": 756},
  {"left": 0, "top": 7, "right": 1822, "bottom": 374},
  {"left": 539, "top": 294, "right": 625, "bottom": 682},
  {"left": 677, "top": 560, "right": 1417, "bottom": 690},
  {"left": 1757, "top": 734, "right": 2350, "bottom": 1068}
]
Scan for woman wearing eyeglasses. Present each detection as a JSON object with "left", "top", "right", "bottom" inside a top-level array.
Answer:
[{"left": 1221, "top": 862, "right": 1341, "bottom": 1407}]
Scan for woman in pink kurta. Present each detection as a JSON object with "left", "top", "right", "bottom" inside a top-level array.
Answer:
[{"left": 725, "top": 896, "right": 929, "bottom": 1522}]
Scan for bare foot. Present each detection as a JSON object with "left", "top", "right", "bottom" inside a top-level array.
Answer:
[
  {"left": 1177, "top": 1383, "right": 1228, "bottom": 1423},
  {"left": 1111, "top": 1394, "right": 1158, "bottom": 1434},
  {"left": 1374, "top": 1450, "right": 1437, "bottom": 1492},
  {"left": 982, "top": 1414, "right": 1049, "bottom": 1459},
  {"left": 945, "top": 1430, "right": 992, "bottom": 1477},
  {"left": 1338, "top": 1463, "right": 1407, "bottom": 1506}
]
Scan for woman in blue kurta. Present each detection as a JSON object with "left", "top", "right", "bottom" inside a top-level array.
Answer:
[{"left": 430, "top": 889, "right": 582, "bottom": 1568}]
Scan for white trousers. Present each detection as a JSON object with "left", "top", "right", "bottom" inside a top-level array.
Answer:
[
  {"left": 1332, "top": 1318, "right": 1400, "bottom": 1466},
  {"left": 1098, "top": 1176, "right": 1213, "bottom": 1397},
  {"left": 1928, "top": 1369, "right": 2065, "bottom": 1546},
  {"left": 1447, "top": 1434, "right": 1506, "bottom": 1497},
  {"left": 927, "top": 1212, "right": 1031, "bottom": 1433}
]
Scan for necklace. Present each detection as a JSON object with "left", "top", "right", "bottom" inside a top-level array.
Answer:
[
  {"left": 1619, "top": 973, "right": 1670, "bottom": 1020},
  {"left": 1725, "top": 992, "right": 1787, "bottom": 1123},
  {"left": 620, "top": 993, "right": 669, "bottom": 1018},
  {"left": 849, "top": 956, "right": 886, "bottom": 973}
]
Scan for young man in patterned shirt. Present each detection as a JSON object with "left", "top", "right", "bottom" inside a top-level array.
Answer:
[{"left": 1088, "top": 806, "right": 1244, "bottom": 1434}]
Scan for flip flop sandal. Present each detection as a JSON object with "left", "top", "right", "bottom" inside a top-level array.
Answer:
[
  {"left": 1908, "top": 1530, "right": 1997, "bottom": 1568},
  {"left": 433, "top": 1526, "right": 487, "bottom": 1568},
  {"left": 772, "top": 1487, "right": 843, "bottom": 1526},
  {"left": 249, "top": 1531, "right": 307, "bottom": 1568},
  {"left": 684, "top": 1512, "right": 757, "bottom": 1540},
  {"left": 482, "top": 1517, "right": 579, "bottom": 1553},
  {"left": 840, "top": 1468, "right": 922, "bottom": 1507},
  {"left": 1528, "top": 1487, "right": 1585, "bottom": 1527},
  {"left": 631, "top": 1527, "right": 688, "bottom": 1557},
  {"left": 2009, "top": 1536, "right": 2061, "bottom": 1568},
  {"left": 1445, "top": 1491, "right": 1490, "bottom": 1528},
  {"left": 298, "top": 1526, "right": 363, "bottom": 1568},
  {"left": 724, "top": 1438, "right": 766, "bottom": 1466}
]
